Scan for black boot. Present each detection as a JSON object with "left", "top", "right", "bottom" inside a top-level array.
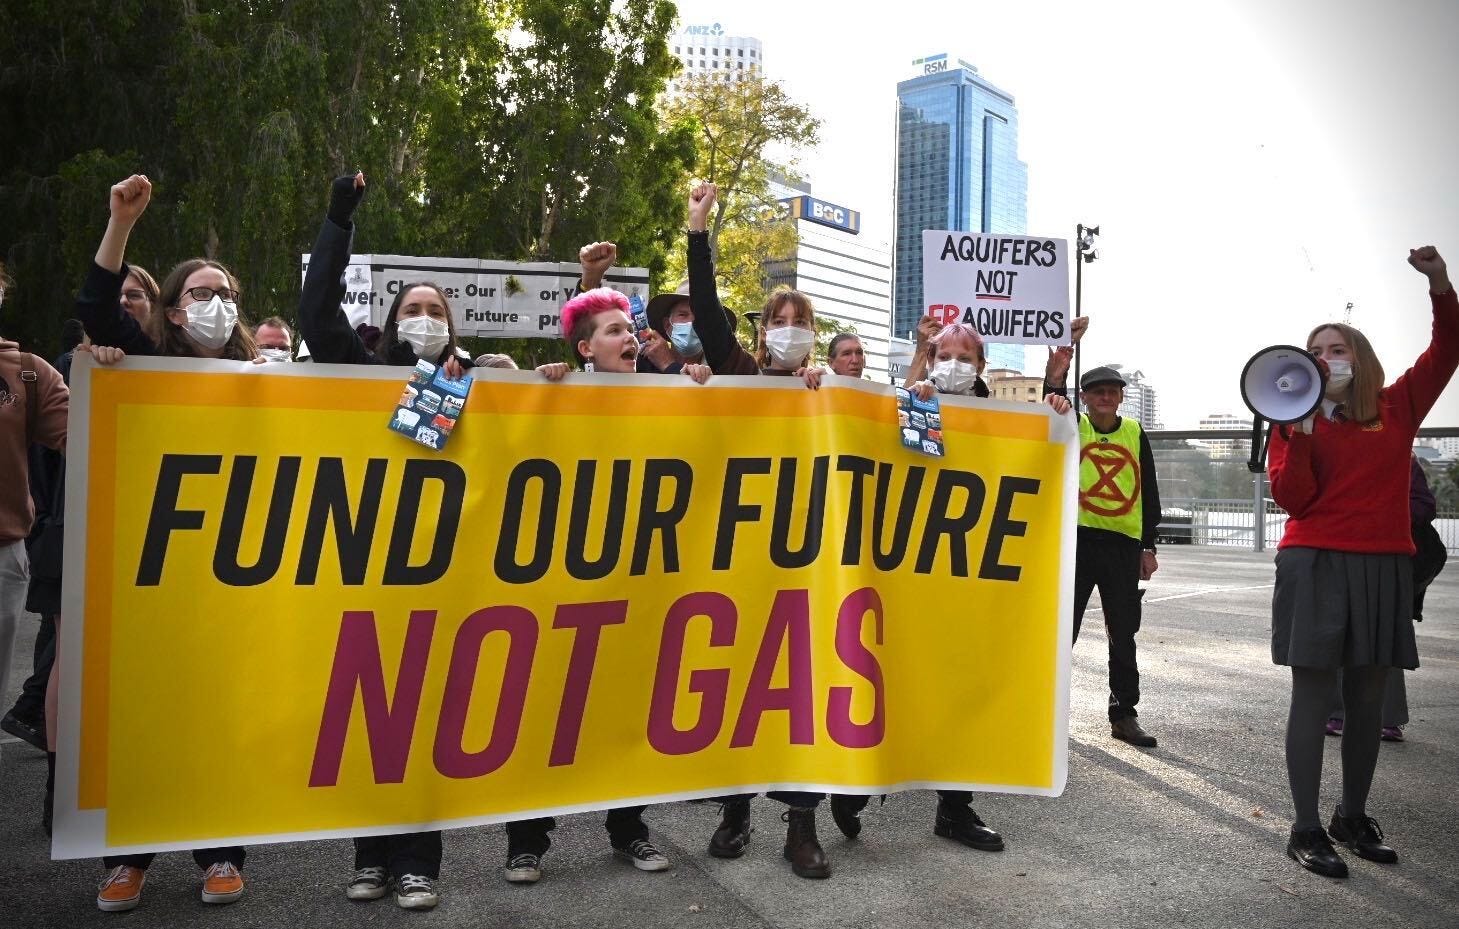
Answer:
[
  {"left": 781, "top": 807, "right": 830, "bottom": 879},
  {"left": 1287, "top": 826, "right": 1348, "bottom": 878},
  {"left": 708, "top": 797, "right": 752, "bottom": 859},
  {"left": 830, "top": 794, "right": 869, "bottom": 840},
  {"left": 1328, "top": 808, "right": 1397, "bottom": 863},
  {"left": 933, "top": 799, "right": 1004, "bottom": 851}
]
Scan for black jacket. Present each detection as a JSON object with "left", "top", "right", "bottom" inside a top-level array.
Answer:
[{"left": 74, "top": 262, "right": 158, "bottom": 356}]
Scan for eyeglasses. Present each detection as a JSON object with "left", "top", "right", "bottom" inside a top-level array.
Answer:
[
  {"left": 121, "top": 289, "right": 149, "bottom": 303},
  {"left": 183, "top": 286, "right": 240, "bottom": 303}
]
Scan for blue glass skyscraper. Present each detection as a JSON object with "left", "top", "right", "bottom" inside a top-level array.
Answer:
[{"left": 894, "top": 56, "right": 1028, "bottom": 372}]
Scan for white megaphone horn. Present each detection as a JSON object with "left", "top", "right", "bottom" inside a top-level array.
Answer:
[{"left": 1240, "top": 345, "right": 1327, "bottom": 473}]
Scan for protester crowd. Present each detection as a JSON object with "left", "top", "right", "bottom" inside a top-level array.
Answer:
[{"left": 0, "top": 171, "right": 1452, "bottom": 911}]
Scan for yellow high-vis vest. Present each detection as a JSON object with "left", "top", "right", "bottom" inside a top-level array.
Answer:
[{"left": 1078, "top": 414, "right": 1144, "bottom": 541}]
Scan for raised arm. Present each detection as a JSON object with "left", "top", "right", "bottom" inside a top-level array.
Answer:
[
  {"left": 1390, "top": 247, "right": 1459, "bottom": 424},
  {"left": 902, "top": 316, "right": 942, "bottom": 388},
  {"left": 76, "top": 176, "right": 157, "bottom": 355},
  {"left": 298, "top": 173, "right": 378, "bottom": 365},
  {"left": 685, "top": 183, "right": 755, "bottom": 374}
]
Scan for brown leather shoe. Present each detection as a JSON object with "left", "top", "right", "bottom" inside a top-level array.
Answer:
[
  {"left": 708, "top": 797, "right": 752, "bottom": 858},
  {"left": 1111, "top": 716, "right": 1157, "bottom": 747},
  {"left": 781, "top": 808, "right": 830, "bottom": 878}
]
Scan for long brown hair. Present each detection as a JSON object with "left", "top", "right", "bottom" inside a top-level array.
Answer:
[
  {"left": 380, "top": 282, "right": 460, "bottom": 362},
  {"left": 1307, "top": 322, "right": 1384, "bottom": 424},
  {"left": 755, "top": 287, "right": 817, "bottom": 369},
  {"left": 149, "top": 259, "right": 258, "bottom": 360}
]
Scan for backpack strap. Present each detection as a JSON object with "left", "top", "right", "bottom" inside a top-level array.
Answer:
[{"left": 21, "top": 353, "right": 39, "bottom": 447}]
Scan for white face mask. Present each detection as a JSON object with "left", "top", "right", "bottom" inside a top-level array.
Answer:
[
  {"left": 931, "top": 359, "right": 979, "bottom": 395},
  {"left": 396, "top": 315, "right": 450, "bottom": 360},
  {"left": 765, "top": 326, "right": 815, "bottom": 367},
  {"left": 1324, "top": 359, "right": 1353, "bottom": 393},
  {"left": 257, "top": 347, "right": 292, "bottom": 363},
  {"left": 182, "top": 295, "right": 239, "bottom": 350}
]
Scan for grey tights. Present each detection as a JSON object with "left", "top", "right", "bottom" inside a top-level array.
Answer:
[{"left": 1286, "top": 665, "right": 1389, "bottom": 830}]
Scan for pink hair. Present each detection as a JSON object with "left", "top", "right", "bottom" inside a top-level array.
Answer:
[
  {"left": 561, "top": 287, "right": 630, "bottom": 341},
  {"left": 930, "top": 322, "right": 984, "bottom": 362}
]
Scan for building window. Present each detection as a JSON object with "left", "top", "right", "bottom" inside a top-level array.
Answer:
[
  {"left": 713, "top": 61, "right": 719, "bottom": 68},
  {"left": 738, "top": 48, "right": 744, "bottom": 57},
  {"left": 737, "top": 62, "right": 744, "bottom": 70},
  {"left": 713, "top": 48, "right": 719, "bottom": 56}
]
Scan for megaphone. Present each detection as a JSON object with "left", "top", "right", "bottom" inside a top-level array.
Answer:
[{"left": 1240, "top": 345, "right": 1327, "bottom": 473}]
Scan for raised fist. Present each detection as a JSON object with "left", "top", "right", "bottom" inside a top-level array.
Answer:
[
  {"left": 578, "top": 242, "right": 618, "bottom": 284},
  {"left": 688, "top": 182, "right": 717, "bottom": 232},
  {"left": 109, "top": 175, "right": 152, "bottom": 225},
  {"left": 1408, "top": 246, "right": 1448, "bottom": 286}
]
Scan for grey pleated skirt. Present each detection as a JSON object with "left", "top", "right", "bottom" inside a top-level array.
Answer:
[{"left": 1272, "top": 547, "right": 1417, "bottom": 669}]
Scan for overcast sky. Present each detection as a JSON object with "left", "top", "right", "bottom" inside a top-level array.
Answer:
[{"left": 672, "top": 0, "right": 1459, "bottom": 428}]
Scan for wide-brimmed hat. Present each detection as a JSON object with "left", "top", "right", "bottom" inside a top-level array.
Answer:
[{"left": 645, "top": 280, "right": 691, "bottom": 333}]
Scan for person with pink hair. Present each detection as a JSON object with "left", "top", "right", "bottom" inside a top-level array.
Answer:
[
  {"left": 506, "top": 287, "right": 706, "bottom": 887},
  {"left": 536, "top": 286, "right": 710, "bottom": 382}
]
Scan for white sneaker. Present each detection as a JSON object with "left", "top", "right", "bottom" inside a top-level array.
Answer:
[
  {"left": 394, "top": 873, "right": 440, "bottom": 910},
  {"left": 346, "top": 866, "right": 388, "bottom": 901},
  {"left": 614, "top": 838, "right": 671, "bottom": 872}
]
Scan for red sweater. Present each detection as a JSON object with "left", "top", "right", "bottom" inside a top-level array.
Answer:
[{"left": 1269, "top": 289, "right": 1459, "bottom": 555}]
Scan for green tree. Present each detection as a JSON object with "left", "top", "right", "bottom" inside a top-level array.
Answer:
[
  {"left": 0, "top": 0, "right": 690, "bottom": 359},
  {"left": 658, "top": 74, "right": 827, "bottom": 353}
]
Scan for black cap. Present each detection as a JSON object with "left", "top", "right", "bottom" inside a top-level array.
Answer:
[{"left": 1080, "top": 366, "right": 1126, "bottom": 389}]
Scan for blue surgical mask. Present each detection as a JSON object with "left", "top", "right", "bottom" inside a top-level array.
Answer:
[{"left": 670, "top": 321, "right": 702, "bottom": 357}]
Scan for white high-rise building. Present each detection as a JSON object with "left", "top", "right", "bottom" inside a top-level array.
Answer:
[
  {"left": 668, "top": 22, "right": 762, "bottom": 94},
  {"left": 1197, "top": 412, "right": 1253, "bottom": 458},
  {"left": 772, "top": 189, "right": 894, "bottom": 383},
  {"left": 1105, "top": 365, "right": 1161, "bottom": 428}
]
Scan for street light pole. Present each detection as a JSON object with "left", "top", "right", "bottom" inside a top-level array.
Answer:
[{"left": 1073, "top": 223, "right": 1099, "bottom": 414}]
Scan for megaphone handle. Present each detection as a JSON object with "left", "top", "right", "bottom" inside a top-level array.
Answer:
[{"left": 1247, "top": 418, "right": 1270, "bottom": 473}]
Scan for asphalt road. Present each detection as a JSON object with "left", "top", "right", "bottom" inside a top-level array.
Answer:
[{"left": 3, "top": 546, "right": 1456, "bottom": 927}]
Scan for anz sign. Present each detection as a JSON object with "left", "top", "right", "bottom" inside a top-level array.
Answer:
[
  {"left": 684, "top": 23, "right": 725, "bottom": 36},
  {"left": 782, "top": 196, "right": 861, "bottom": 235}
]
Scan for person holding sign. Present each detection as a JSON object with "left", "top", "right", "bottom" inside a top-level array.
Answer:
[
  {"left": 297, "top": 172, "right": 461, "bottom": 911},
  {"left": 510, "top": 287, "right": 700, "bottom": 884},
  {"left": 73, "top": 174, "right": 255, "bottom": 912},
  {"left": 1045, "top": 336, "right": 1162, "bottom": 750},
  {"left": 685, "top": 183, "right": 823, "bottom": 389},
  {"left": 1266, "top": 247, "right": 1457, "bottom": 880},
  {"left": 298, "top": 173, "right": 473, "bottom": 379},
  {"left": 830, "top": 323, "right": 1069, "bottom": 848}
]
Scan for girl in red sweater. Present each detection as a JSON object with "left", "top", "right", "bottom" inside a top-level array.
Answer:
[{"left": 1267, "top": 246, "right": 1456, "bottom": 879}]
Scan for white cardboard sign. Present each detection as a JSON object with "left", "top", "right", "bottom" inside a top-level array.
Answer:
[{"left": 921, "top": 231, "right": 1071, "bottom": 345}]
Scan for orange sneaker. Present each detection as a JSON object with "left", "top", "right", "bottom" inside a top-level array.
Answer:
[
  {"left": 97, "top": 865, "right": 145, "bottom": 912},
  {"left": 201, "top": 862, "right": 245, "bottom": 904}
]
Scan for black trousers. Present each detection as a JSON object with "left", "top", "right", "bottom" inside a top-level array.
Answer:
[
  {"left": 103, "top": 847, "right": 245, "bottom": 870},
  {"left": 353, "top": 831, "right": 442, "bottom": 879},
  {"left": 506, "top": 806, "right": 649, "bottom": 857},
  {"left": 8, "top": 613, "right": 55, "bottom": 722},
  {"left": 1073, "top": 529, "right": 1142, "bottom": 722},
  {"left": 717, "top": 791, "right": 824, "bottom": 809}
]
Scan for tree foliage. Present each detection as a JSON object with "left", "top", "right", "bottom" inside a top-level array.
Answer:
[
  {"left": 656, "top": 74, "right": 829, "bottom": 353},
  {"left": 0, "top": 0, "right": 691, "bottom": 356}
]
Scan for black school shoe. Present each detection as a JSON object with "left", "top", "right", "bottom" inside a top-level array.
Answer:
[
  {"left": 1328, "top": 808, "right": 1398, "bottom": 863},
  {"left": 933, "top": 801, "right": 1004, "bottom": 851},
  {"left": 1286, "top": 827, "right": 1348, "bottom": 878},
  {"left": 1, "top": 711, "right": 47, "bottom": 752}
]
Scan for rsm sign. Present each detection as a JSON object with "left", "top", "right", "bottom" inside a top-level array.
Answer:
[
  {"left": 782, "top": 195, "right": 861, "bottom": 235},
  {"left": 912, "top": 54, "right": 948, "bottom": 75}
]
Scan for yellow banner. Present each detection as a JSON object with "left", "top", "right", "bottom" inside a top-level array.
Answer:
[{"left": 54, "top": 358, "right": 1077, "bottom": 858}]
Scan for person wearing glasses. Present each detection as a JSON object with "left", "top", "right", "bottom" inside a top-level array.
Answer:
[
  {"left": 75, "top": 176, "right": 259, "bottom": 364},
  {"left": 118, "top": 267, "right": 160, "bottom": 327},
  {"left": 71, "top": 174, "right": 258, "bottom": 912}
]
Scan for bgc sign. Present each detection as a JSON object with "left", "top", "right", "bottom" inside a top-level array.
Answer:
[{"left": 782, "top": 196, "right": 861, "bottom": 235}]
